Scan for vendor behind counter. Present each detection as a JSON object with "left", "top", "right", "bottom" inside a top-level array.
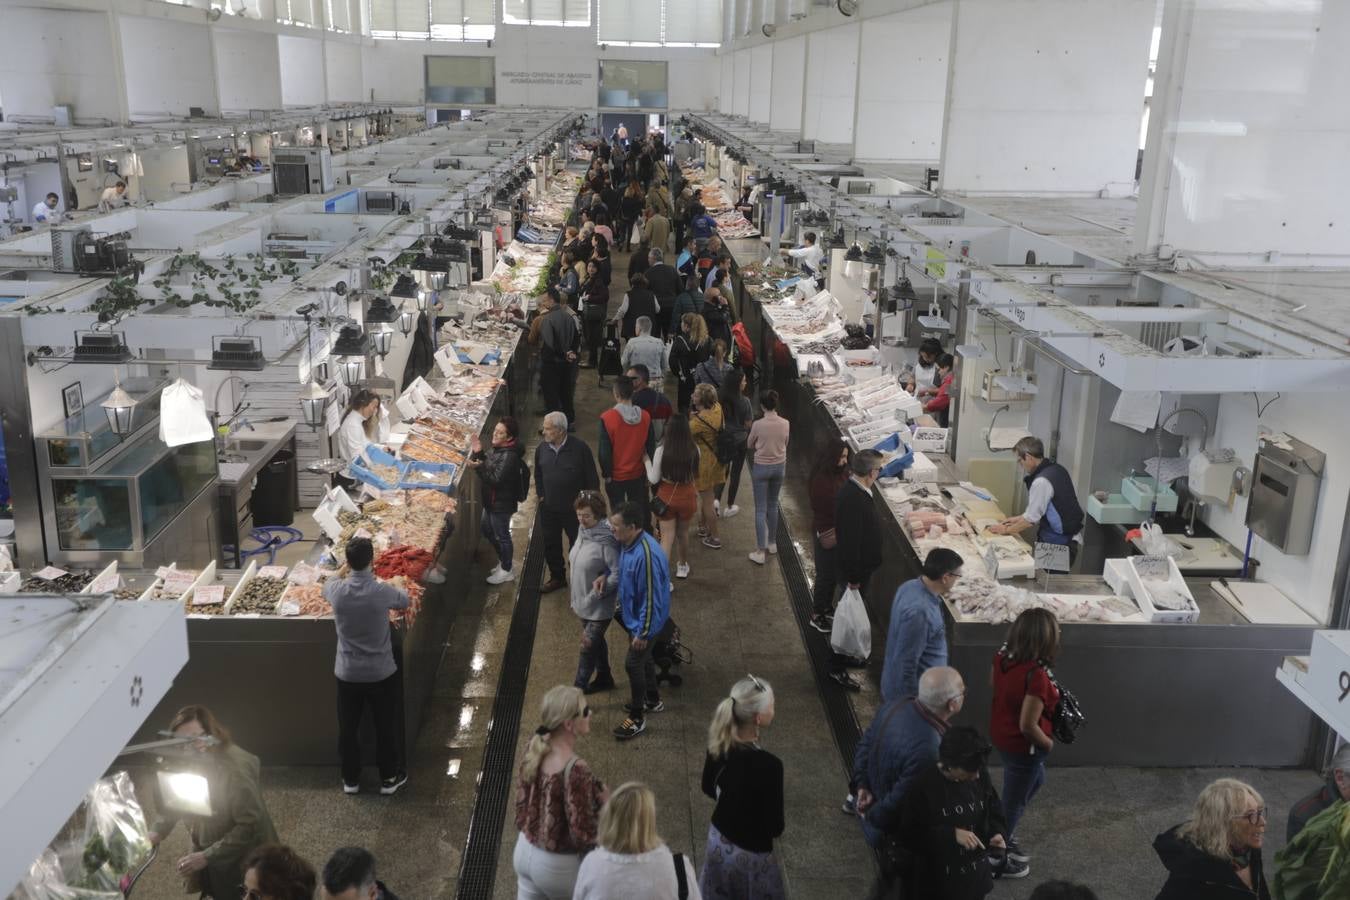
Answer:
[{"left": 988, "top": 436, "right": 1083, "bottom": 572}]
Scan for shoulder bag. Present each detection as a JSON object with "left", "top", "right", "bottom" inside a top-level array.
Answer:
[
  {"left": 693, "top": 411, "right": 735, "bottom": 465},
  {"left": 1025, "top": 662, "right": 1086, "bottom": 745},
  {"left": 672, "top": 851, "right": 689, "bottom": 899}
]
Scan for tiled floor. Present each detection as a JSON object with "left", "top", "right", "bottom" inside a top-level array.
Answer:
[{"left": 123, "top": 247, "right": 1325, "bottom": 900}]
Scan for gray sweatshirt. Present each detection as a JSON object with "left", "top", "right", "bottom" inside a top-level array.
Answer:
[
  {"left": 324, "top": 570, "right": 410, "bottom": 682},
  {"left": 569, "top": 521, "right": 621, "bottom": 621}
]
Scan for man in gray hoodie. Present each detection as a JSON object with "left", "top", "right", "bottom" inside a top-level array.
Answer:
[{"left": 569, "top": 491, "right": 621, "bottom": 694}]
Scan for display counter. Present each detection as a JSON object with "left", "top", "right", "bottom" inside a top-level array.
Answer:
[{"left": 717, "top": 230, "right": 1321, "bottom": 767}]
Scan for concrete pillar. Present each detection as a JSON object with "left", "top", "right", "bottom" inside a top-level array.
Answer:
[
  {"left": 1136, "top": 0, "right": 1350, "bottom": 264},
  {"left": 938, "top": 0, "right": 1155, "bottom": 195},
  {"left": 853, "top": 2, "right": 953, "bottom": 163}
]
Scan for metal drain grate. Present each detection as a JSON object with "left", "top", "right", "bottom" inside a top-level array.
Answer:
[{"left": 454, "top": 517, "right": 547, "bottom": 899}]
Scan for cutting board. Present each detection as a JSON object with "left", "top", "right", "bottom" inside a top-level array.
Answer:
[{"left": 1212, "top": 581, "right": 1319, "bottom": 626}]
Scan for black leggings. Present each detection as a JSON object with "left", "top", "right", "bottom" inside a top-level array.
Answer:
[
  {"left": 583, "top": 316, "right": 605, "bottom": 367},
  {"left": 720, "top": 446, "right": 747, "bottom": 507}
]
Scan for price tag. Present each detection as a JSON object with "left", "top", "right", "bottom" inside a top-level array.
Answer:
[
  {"left": 277, "top": 600, "right": 301, "bottom": 617},
  {"left": 192, "top": 585, "right": 225, "bottom": 606},
  {"left": 163, "top": 571, "right": 198, "bottom": 595},
  {"left": 34, "top": 566, "right": 69, "bottom": 581},
  {"left": 353, "top": 527, "right": 373, "bottom": 540},
  {"left": 360, "top": 483, "right": 383, "bottom": 501},
  {"left": 258, "top": 565, "right": 288, "bottom": 580},
  {"left": 982, "top": 544, "right": 1001, "bottom": 581},
  {"left": 155, "top": 566, "right": 174, "bottom": 579},
  {"left": 90, "top": 570, "right": 122, "bottom": 594},
  {"left": 314, "top": 506, "right": 343, "bottom": 540},
  {"left": 1033, "top": 542, "right": 1071, "bottom": 574}
]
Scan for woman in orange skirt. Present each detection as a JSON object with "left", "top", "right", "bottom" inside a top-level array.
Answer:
[{"left": 645, "top": 414, "right": 700, "bottom": 582}]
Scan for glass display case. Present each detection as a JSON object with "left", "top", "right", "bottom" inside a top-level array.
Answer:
[{"left": 36, "top": 378, "right": 167, "bottom": 469}]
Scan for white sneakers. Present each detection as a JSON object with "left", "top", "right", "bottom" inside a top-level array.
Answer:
[
  {"left": 748, "top": 550, "right": 766, "bottom": 565},
  {"left": 720, "top": 505, "right": 740, "bottom": 519},
  {"left": 676, "top": 562, "right": 690, "bottom": 579},
  {"left": 768, "top": 543, "right": 778, "bottom": 555},
  {"left": 487, "top": 566, "right": 516, "bottom": 585}
]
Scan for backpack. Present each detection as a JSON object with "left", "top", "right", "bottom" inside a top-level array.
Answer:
[
  {"left": 694, "top": 412, "right": 736, "bottom": 466},
  {"left": 731, "top": 321, "right": 754, "bottom": 366},
  {"left": 516, "top": 452, "right": 531, "bottom": 501}
]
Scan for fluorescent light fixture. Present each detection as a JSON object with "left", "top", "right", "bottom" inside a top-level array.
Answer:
[{"left": 157, "top": 770, "right": 212, "bottom": 817}]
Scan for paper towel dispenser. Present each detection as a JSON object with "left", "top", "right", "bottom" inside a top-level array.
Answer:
[{"left": 1245, "top": 434, "right": 1324, "bottom": 555}]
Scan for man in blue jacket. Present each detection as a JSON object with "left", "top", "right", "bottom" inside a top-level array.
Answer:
[
  {"left": 853, "top": 667, "right": 966, "bottom": 893},
  {"left": 881, "top": 548, "right": 963, "bottom": 703},
  {"left": 598, "top": 501, "right": 671, "bottom": 741}
]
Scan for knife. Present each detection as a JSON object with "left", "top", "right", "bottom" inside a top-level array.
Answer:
[{"left": 1216, "top": 576, "right": 1244, "bottom": 608}]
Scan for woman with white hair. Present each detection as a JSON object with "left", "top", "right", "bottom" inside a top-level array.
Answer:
[
  {"left": 513, "top": 686, "right": 608, "bottom": 900},
  {"left": 698, "top": 676, "right": 785, "bottom": 900},
  {"left": 1153, "top": 778, "right": 1270, "bottom": 899},
  {"left": 573, "top": 782, "right": 701, "bottom": 899}
]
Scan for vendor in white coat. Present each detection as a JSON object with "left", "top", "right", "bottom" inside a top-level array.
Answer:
[
  {"left": 32, "top": 193, "right": 63, "bottom": 225},
  {"left": 781, "top": 231, "right": 824, "bottom": 275},
  {"left": 336, "top": 388, "right": 391, "bottom": 487}
]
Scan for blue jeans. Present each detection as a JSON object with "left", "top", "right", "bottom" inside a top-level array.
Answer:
[
  {"left": 574, "top": 618, "right": 613, "bottom": 689},
  {"left": 480, "top": 509, "right": 514, "bottom": 571},
  {"left": 998, "top": 748, "right": 1047, "bottom": 843},
  {"left": 751, "top": 461, "right": 785, "bottom": 549}
]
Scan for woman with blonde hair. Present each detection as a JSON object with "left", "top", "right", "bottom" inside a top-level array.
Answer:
[
  {"left": 670, "top": 313, "right": 711, "bottom": 413},
  {"left": 1153, "top": 778, "right": 1270, "bottom": 899},
  {"left": 573, "top": 782, "right": 702, "bottom": 899},
  {"left": 690, "top": 383, "right": 727, "bottom": 553},
  {"left": 513, "top": 686, "right": 608, "bottom": 900},
  {"left": 699, "top": 676, "right": 785, "bottom": 900}
]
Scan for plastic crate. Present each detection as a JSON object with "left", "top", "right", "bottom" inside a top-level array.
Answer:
[
  {"left": 1126, "top": 555, "right": 1199, "bottom": 623},
  {"left": 398, "top": 460, "right": 458, "bottom": 494},
  {"left": 350, "top": 445, "right": 408, "bottom": 492}
]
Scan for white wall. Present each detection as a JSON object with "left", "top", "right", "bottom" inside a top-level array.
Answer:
[
  {"left": 732, "top": 50, "right": 751, "bottom": 117},
  {"left": 1137, "top": 2, "right": 1350, "bottom": 259},
  {"left": 362, "top": 42, "right": 426, "bottom": 103},
  {"left": 120, "top": 15, "right": 217, "bottom": 118},
  {"left": 747, "top": 44, "right": 772, "bottom": 125},
  {"left": 1205, "top": 392, "right": 1347, "bottom": 624},
  {"left": 939, "top": 0, "right": 1153, "bottom": 194},
  {"left": 324, "top": 40, "right": 364, "bottom": 103},
  {"left": 768, "top": 35, "right": 805, "bottom": 134},
  {"left": 213, "top": 28, "right": 284, "bottom": 113},
  {"left": 278, "top": 35, "right": 326, "bottom": 107},
  {"left": 137, "top": 145, "right": 192, "bottom": 202},
  {"left": 853, "top": 4, "right": 952, "bottom": 162},
  {"left": 0, "top": 7, "right": 122, "bottom": 122},
  {"left": 802, "top": 23, "right": 859, "bottom": 144},
  {"left": 718, "top": 53, "right": 735, "bottom": 114},
  {"left": 669, "top": 59, "right": 720, "bottom": 112}
]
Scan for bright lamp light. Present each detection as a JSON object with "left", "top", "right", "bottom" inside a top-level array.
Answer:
[{"left": 157, "top": 770, "right": 212, "bottom": 817}]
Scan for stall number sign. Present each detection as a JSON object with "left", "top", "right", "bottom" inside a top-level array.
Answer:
[{"left": 1033, "top": 542, "right": 1071, "bottom": 574}]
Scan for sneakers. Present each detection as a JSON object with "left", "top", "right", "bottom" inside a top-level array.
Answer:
[
  {"left": 644, "top": 698, "right": 665, "bottom": 713},
  {"left": 583, "top": 675, "right": 616, "bottom": 695},
  {"left": 379, "top": 773, "right": 408, "bottom": 796},
  {"left": 748, "top": 550, "right": 766, "bottom": 565},
  {"left": 840, "top": 794, "right": 857, "bottom": 815},
  {"left": 1005, "top": 840, "right": 1031, "bottom": 864},
  {"left": 343, "top": 781, "right": 360, "bottom": 795},
  {"left": 675, "top": 562, "right": 690, "bottom": 579},
  {"left": 808, "top": 613, "right": 833, "bottom": 634},
  {"left": 696, "top": 524, "right": 709, "bottom": 538},
  {"left": 701, "top": 536, "right": 722, "bottom": 550},
  {"left": 720, "top": 504, "right": 740, "bottom": 519},
  {"left": 613, "top": 715, "right": 647, "bottom": 741},
  {"left": 993, "top": 856, "right": 1030, "bottom": 879},
  {"left": 828, "top": 670, "right": 861, "bottom": 691},
  {"left": 424, "top": 565, "right": 447, "bottom": 584},
  {"left": 487, "top": 567, "right": 516, "bottom": 585},
  {"left": 768, "top": 543, "right": 778, "bottom": 555}
]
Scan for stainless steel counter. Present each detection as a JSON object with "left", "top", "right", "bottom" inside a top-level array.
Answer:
[
  {"left": 216, "top": 422, "right": 299, "bottom": 568},
  {"left": 217, "top": 421, "right": 298, "bottom": 487}
]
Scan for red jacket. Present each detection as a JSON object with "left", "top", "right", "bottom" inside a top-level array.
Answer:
[
  {"left": 599, "top": 406, "right": 653, "bottom": 483},
  {"left": 924, "top": 372, "right": 954, "bottom": 414}
]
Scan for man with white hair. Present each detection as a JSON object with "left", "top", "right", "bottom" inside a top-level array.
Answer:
[
  {"left": 620, "top": 316, "right": 666, "bottom": 384},
  {"left": 1288, "top": 743, "right": 1350, "bottom": 841},
  {"left": 850, "top": 666, "right": 967, "bottom": 891},
  {"left": 533, "top": 411, "right": 598, "bottom": 593}
]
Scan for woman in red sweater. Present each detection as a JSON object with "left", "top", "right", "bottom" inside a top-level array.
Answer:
[
  {"left": 921, "top": 354, "right": 955, "bottom": 428},
  {"left": 988, "top": 608, "right": 1060, "bottom": 879}
]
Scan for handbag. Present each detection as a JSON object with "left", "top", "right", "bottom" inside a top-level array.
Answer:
[
  {"left": 817, "top": 527, "right": 838, "bottom": 550},
  {"left": 650, "top": 483, "right": 670, "bottom": 518},
  {"left": 1025, "top": 662, "right": 1086, "bottom": 745}
]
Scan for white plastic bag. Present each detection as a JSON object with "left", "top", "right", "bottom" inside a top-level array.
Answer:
[
  {"left": 158, "top": 378, "right": 213, "bottom": 448},
  {"left": 1139, "top": 522, "right": 1183, "bottom": 558},
  {"left": 830, "top": 587, "right": 872, "bottom": 660}
]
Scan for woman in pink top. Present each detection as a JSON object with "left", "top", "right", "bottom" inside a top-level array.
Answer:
[{"left": 745, "top": 390, "right": 790, "bottom": 565}]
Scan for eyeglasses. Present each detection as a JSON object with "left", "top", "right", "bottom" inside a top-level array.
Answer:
[
  {"left": 239, "top": 887, "right": 262, "bottom": 900},
  {"left": 582, "top": 706, "right": 592, "bottom": 718},
  {"left": 747, "top": 673, "right": 766, "bottom": 691},
  {"left": 1233, "top": 808, "right": 1267, "bottom": 825}
]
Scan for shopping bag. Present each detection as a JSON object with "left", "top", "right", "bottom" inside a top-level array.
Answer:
[
  {"left": 158, "top": 378, "right": 214, "bottom": 447},
  {"left": 630, "top": 223, "right": 643, "bottom": 246},
  {"left": 830, "top": 587, "right": 872, "bottom": 660}
]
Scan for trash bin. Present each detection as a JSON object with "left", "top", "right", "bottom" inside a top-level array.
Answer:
[{"left": 250, "top": 449, "right": 295, "bottom": 527}]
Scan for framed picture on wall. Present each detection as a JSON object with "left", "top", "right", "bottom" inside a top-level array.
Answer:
[{"left": 62, "top": 382, "right": 84, "bottom": 420}]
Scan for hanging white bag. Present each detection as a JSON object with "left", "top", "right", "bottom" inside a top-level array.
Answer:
[
  {"left": 830, "top": 586, "right": 872, "bottom": 661},
  {"left": 159, "top": 378, "right": 214, "bottom": 447}
]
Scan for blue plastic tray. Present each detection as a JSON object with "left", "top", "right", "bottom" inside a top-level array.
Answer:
[{"left": 398, "top": 460, "right": 458, "bottom": 494}]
